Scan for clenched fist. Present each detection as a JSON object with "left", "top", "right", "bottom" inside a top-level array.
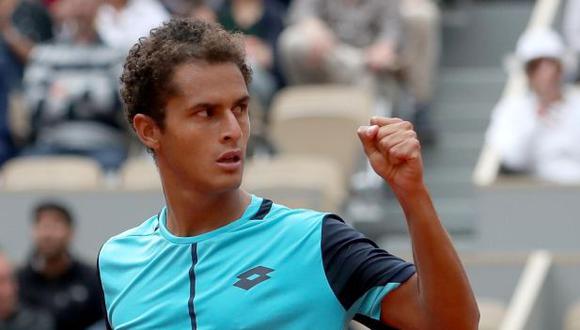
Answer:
[{"left": 357, "top": 117, "right": 424, "bottom": 194}]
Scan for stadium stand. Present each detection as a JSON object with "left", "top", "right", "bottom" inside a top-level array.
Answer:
[
  {"left": 0, "top": 156, "right": 103, "bottom": 190},
  {"left": 269, "top": 85, "right": 373, "bottom": 182},
  {"left": 243, "top": 155, "right": 346, "bottom": 213}
]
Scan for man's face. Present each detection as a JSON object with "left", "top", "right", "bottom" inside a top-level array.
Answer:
[
  {"left": 155, "top": 61, "right": 250, "bottom": 194},
  {"left": 0, "top": 255, "right": 17, "bottom": 319},
  {"left": 527, "top": 58, "right": 562, "bottom": 98},
  {"left": 33, "top": 211, "right": 72, "bottom": 260}
]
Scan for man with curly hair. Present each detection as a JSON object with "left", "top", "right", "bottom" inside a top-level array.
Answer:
[{"left": 97, "top": 19, "right": 478, "bottom": 329}]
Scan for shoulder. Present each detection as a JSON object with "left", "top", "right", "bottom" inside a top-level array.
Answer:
[
  {"left": 492, "top": 94, "right": 533, "bottom": 116},
  {"left": 319, "top": 214, "right": 415, "bottom": 311},
  {"left": 263, "top": 200, "right": 330, "bottom": 229},
  {"left": 98, "top": 215, "right": 159, "bottom": 264}
]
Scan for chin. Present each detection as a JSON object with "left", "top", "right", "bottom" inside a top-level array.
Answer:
[{"left": 209, "top": 175, "right": 244, "bottom": 194}]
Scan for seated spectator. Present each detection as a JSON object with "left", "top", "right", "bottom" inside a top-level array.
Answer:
[
  {"left": 96, "top": 0, "right": 170, "bottom": 52},
  {"left": 486, "top": 28, "right": 580, "bottom": 184},
  {"left": 17, "top": 202, "right": 103, "bottom": 330},
  {"left": 0, "top": 0, "right": 53, "bottom": 90},
  {"left": 563, "top": 0, "right": 580, "bottom": 81},
  {"left": 21, "top": 0, "right": 128, "bottom": 172},
  {"left": 0, "top": 249, "right": 55, "bottom": 330},
  {"left": 217, "top": 0, "right": 286, "bottom": 110},
  {"left": 279, "top": 0, "right": 440, "bottom": 143}
]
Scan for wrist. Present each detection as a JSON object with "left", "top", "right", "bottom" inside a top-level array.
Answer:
[{"left": 391, "top": 181, "right": 429, "bottom": 202}]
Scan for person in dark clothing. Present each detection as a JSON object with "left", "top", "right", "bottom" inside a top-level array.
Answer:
[
  {"left": 0, "top": 249, "right": 54, "bottom": 330},
  {"left": 17, "top": 202, "right": 104, "bottom": 330},
  {"left": 0, "top": 0, "right": 53, "bottom": 90}
]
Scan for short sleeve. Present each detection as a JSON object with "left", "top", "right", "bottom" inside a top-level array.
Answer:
[{"left": 320, "top": 214, "right": 415, "bottom": 328}]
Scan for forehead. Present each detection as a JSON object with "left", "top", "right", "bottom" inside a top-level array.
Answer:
[
  {"left": 36, "top": 210, "right": 68, "bottom": 225},
  {"left": 169, "top": 61, "right": 248, "bottom": 105},
  {"left": 527, "top": 58, "right": 561, "bottom": 71}
]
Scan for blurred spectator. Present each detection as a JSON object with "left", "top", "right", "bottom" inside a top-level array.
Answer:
[
  {"left": 0, "top": 0, "right": 53, "bottom": 90},
  {"left": 96, "top": 0, "right": 170, "bottom": 52},
  {"left": 21, "top": 0, "right": 128, "bottom": 172},
  {"left": 279, "top": 0, "right": 440, "bottom": 142},
  {"left": 563, "top": 0, "right": 580, "bottom": 81},
  {"left": 161, "top": 0, "right": 214, "bottom": 18},
  {"left": 218, "top": 0, "right": 285, "bottom": 110},
  {"left": 0, "top": 63, "right": 16, "bottom": 167},
  {"left": 17, "top": 202, "right": 103, "bottom": 330},
  {"left": 0, "top": 249, "right": 55, "bottom": 330},
  {"left": 486, "top": 29, "right": 580, "bottom": 184}
]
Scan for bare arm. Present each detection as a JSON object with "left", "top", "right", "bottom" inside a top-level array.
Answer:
[
  {"left": 357, "top": 117, "right": 479, "bottom": 329},
  {"left": 0, "top": 0, "right": 34, "bottom": 63},
  {"left": 2, "top": 25, "right": 35, "bottom": 63}
]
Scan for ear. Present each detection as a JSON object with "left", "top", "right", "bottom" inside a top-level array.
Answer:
[{"left": 133, "top": 114, "right": 162, "bottom": 152}]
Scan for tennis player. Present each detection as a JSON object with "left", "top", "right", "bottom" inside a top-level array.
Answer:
[{"left": 97, "top": 19, "right": 479, "bottom": 330}]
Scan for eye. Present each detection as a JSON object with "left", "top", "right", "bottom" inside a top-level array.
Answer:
[
  {"left": 232, "top": 103, "right": 248, "bottom": 116},
  {"left": 194, "top": 107, "right": 212, "bottom": 118}
]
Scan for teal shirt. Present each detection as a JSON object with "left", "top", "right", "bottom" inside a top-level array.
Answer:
[{"left": 98, "top": 195, "right": 415, "bottom": 329}]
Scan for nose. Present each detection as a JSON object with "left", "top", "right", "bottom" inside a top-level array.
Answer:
[{"left": 220, "top": 110, "right": 243, "bottom": 143}]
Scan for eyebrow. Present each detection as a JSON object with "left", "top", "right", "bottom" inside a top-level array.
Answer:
[{"left": 187, "top": 95, "right": 250, "bottom": 111}]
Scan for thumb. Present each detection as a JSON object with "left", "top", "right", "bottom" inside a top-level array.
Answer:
[{"left": 357, "top": 125, "right": 379, "bottom": 158}]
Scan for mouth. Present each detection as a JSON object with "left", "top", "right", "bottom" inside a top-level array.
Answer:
[{"left": 216, "top": 149, "right": 243, "bottom": 170}]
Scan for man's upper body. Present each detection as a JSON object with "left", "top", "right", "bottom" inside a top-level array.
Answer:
[
  {"left": 99, "top": 196, "right": 415, "bottom": 329},
  {"left": 17, "top": 202, "right": 104, "bottom": 330},
  {"left": 99, "top": 19, "right": 479, "bottom": 329},
  {"left": 17, "top": 256, "right": 102, "bottom": 330}
]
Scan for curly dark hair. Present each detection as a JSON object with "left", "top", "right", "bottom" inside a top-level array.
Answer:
[{"left": 121, "top": 19, "right": 252, "bottom": 130}]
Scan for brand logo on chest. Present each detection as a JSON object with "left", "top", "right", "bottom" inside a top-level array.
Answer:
[{"left": 233, "top": 266, "right": 274, "bottom": 290}]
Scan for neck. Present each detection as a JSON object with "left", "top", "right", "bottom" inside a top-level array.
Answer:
[
  {"left": 162, "top": 180, "right": 251, "bottom": 238},
  {"left": 37, "top": 253, "right": 71, "bottom": 278},
  {"left": 538, "top": 91, "right": 563, "bottom": 109}
]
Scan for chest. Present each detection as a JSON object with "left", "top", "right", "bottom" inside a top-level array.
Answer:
[{"left": 107, "top": 239, "right": 344, "bottom": 330}]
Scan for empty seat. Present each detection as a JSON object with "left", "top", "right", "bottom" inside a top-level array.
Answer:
[
  {"left": 269, "top": 85, "right": 373, "bottom": 182},
  {"left": 1, "top": 156, "right": 103, "bottom": 190},
  {"left": 120, "top": 157, "right": 161, "bottom": 190},
  {"left": 243, "top": 155, "right": 346, "bottom": 213}
]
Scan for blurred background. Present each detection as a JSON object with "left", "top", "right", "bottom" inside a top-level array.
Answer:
[{"left": 0, "top": 0, "right": 579, "bottom": 329}]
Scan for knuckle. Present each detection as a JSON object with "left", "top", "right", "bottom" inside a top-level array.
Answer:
[
  {"left": 380, "top": 139, "right": 391, "bottom": 150},
  {"left": 412, "top": 139, "right": 421, "bottom": 150}
]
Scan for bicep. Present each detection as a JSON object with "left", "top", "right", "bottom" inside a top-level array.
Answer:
[{"left": 381, "top": 274, "right": 427, "bottom": 329}]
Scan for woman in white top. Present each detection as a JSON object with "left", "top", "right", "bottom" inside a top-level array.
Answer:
[{"left": 486, "top": 28, "right": 580, "bottom": 184}]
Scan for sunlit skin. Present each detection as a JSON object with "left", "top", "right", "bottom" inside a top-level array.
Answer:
[{"left": 133, "top": 61, "right": 252, "bottom": 237}]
